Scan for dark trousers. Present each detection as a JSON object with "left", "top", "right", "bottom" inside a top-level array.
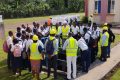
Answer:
[
  {"left": 47, "top": 55, "right": 57, "bottom": 79},
  {"left": 7, "top": 49, "right": 14, "bottom": 70},
  {"left": 100, "top": 46, "right": 108, "bottom": 61},
  {"left": 81, "top": 50, "right": 91, "bottom": 72},
  {"left": 107, "top": 42, "right": 111, "bottom": 57},
  {"left": 91, "top": 46, "right": 98, "bottom": 63}
]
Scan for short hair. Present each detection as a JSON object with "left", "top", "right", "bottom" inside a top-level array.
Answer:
[
  {"left": 13, "top": 38, "right": 19, "bottom": 44},
  {"left": 8, "top": 31, "right": 13, "bottom": 36},
  {"left": 17, "top": 27, "right": 21, "bottom": 32}
]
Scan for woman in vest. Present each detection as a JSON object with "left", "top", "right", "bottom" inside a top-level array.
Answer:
[{"left": 28, "top": 35, "right": 44, "bottom": 80}]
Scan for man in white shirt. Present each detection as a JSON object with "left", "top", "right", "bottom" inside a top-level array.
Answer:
[
  {"left": 78, "top": 34, "right": 90, "bottom": 73},
  {"left": 6, "top": 31, "right": 13, "bottom": 70},
  {"left": 79, "top": 23, "right": 84, "bottom": 36},
  {"left": 71, "top": 22, "right": 79, "bottom": 40}
]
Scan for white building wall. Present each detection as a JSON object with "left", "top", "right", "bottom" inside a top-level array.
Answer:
[{"left": 114, "top": 0, "right": 120, "bottom": 22}]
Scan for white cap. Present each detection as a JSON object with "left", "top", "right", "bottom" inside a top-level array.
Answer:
[{"left": 63, "top": 21, "right": 67, "bottom": 24}]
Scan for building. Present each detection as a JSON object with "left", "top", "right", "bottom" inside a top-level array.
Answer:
[{"left": 85, "top": 0, "right": 120, "bottom": 24}]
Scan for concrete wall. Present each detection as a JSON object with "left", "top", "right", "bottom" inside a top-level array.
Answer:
[
  {"left": 88, "top": 0, "right": 120, "bottom": 23},
  {"left": 114, "top": 0, "right": 120, "bottom": 22}
]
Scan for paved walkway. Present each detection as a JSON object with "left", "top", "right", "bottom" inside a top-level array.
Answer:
[{"left": 75, "top": 43, "right": 120, "bottom": 80}]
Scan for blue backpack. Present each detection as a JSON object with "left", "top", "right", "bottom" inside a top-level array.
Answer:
[{"left": 46, "top": 39, "right": 55, "bottom": 55}]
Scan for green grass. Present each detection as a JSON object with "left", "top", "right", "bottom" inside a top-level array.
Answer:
[{"left": 110, "top": 68, "right": 120, "bottom": 80}]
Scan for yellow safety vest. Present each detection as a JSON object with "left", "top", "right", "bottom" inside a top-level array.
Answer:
[
  {"left": 62, "top": 26, "right": 70, "bottom": 39},
  {"left": 50, "top": 26, "right": 57, "bottom": 34},
  {"left": 100, "top": 32, "right": 109, "bottom": 47},
  {"left": 66, "top": 37, "right": 78, "bottom": 56},
  {"left": 30, "top": 43, "right": 42, "bottom": 60}
]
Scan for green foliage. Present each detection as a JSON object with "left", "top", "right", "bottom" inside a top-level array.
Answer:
[
  {"left": 81, "top": 16, "right": 88, "bottom": 24},
  {"left": 0, "top": 0, "right": 84, "bottom": 18}
]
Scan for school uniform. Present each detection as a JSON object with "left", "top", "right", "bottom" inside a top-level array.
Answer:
[
  {"left": 79, "top": 26, "right": 84, "bottom": 36},
  {"left": 11, "top": 44, "right": 23, "bottom": 74},
  {"left": 6, "top": 36, "right": 13, "bottom": 69},
  {"left": 78, "top": 37, "right": 90, "bottom": 72},
  {"left": 71, "top": 25, "right": 79, "bottom": 40}
]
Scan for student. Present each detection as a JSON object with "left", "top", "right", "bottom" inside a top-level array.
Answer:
[
  {"left": 78, "top": 34, "right": 90, "bottom": 73},
  {"left": 79, "top": 23, "right": 84, "bottom": 36},
  {"left": 107, "top": 24, "right": 115, "bottom": 58},
  {"left": 63, "top": 32, "right": 78, "bottom": 79},
  {"left": 26, "top": 35, "right": 33, "bottom": 72},
  {"left": 14, "top": 27, "right": 21, "bottom": 38},
  {"left": 71, "top": 22, "right": 79, "bottom": 40},
  {"left": 11, "top": 39, "right": 23, "bottom": 76},
  {"left": 45, "top": 29, "right": 58, "bottom": 79},
  {"left": 91, "top": 23, "right": 100, "bottom": 63},
  {"left": 6, "top": 31, "right": 13, "bottom": 70},
  {"left": 28, "top": 35, "right": 44, "bottom": 80}
]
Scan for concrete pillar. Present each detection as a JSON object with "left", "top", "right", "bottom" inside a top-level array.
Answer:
[
  {"left": 100, "top": 0, "right": 108, "bottom": 23},
  {"left": 0, "top": 15, "right": 5, "bottom": 39},
  {"left": 84, "top": 0, "right": 88, "bottom": 17}
]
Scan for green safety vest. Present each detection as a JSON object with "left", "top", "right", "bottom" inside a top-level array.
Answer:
[
  {"left": 30, "top": 43, "right": 42, "bottom": 60},
  {"left": 62, "top": 26, "right": 70, "bottom": 39},
  {"left": 66, "top": 37, "right": 78, "bottom": 56}
]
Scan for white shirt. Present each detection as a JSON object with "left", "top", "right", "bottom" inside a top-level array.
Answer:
[
  {"left": 78, "top": 37, "right": 88, "bottom": 51},
  {"left": 6, "top": 36, "right": 13, "bottom": 48},
  {"left": 84, "top": 31, "right": 91, "bottom": 42},
  {"left": 79, "top": 26, "right": 84, "bottom": 35},
  {"left": 26, "top": 39, "right": 33, "bottom": 52},
  {"left": 91, "top": 27, "right": 100, "bottom": 39},
  {"left": 71, "top": 25, "right": 79, "bottom": 35},
  {"left": 37, "top": 40, "right": 44, "bottom": 49}
]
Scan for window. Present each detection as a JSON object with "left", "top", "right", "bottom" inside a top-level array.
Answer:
[
  {"left": 94, "top": 0, "right": 101, "bottom": 13},
  {"left": 108, "top": 0, "right": 115, "bottom": 13}
]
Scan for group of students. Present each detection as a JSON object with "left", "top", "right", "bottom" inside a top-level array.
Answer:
[{"left": 5, "top": 19, "right": 115, "bottom": 80}]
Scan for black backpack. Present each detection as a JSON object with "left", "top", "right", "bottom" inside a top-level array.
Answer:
[
  {"left": 87, "top": 32, "right": 94, "bottom": 47},
  {"left": 46, "top": 39, "right": 55, "bottom": 55}
]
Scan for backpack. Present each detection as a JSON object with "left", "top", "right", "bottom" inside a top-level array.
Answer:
[
  {"left": 3, "top": 41, "right": 9, "bottom": 53},
  {"left": 87, "top": 32, "right": 94, "bottom": 47},
  {"left": 13, "top": 45, "right": 21, "bottom": 57},
  {"left": 46, "top": 39, "right": 55, "bottom": 55}
]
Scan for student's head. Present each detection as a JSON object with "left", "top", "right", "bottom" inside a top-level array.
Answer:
[
  {"left": 72, "top": 22, "right": 76, "bottom": 27},
  {"left": 30, "top": 35, "right": 33, "bottom": 39},
  {"left": 83, "top": 27, "right": 88, "bottom": 33},
  {"left": 21, "top": 35, "right": 26, "bottom": 40},
  {"left": 33, "top": 22, "right": 36, "bottom": 27},
  {"left": 107, "top": 23, "right": 112, "bottom": 29},
  {"left": 36, "top": 23, "right": 40, "bottom": 28},
  {"left": 16, "top": 32, "right": 21, "bottom": 38},
  {"left": 26, "top": 35, "right": 29, "bottom": 40},
  {"left": 45, "top": 22, "right": 48, "bottom": 26},
  {"left": 13, "top": 38, "right": 19, "bottom": 45},
  {"left": 59, "top": 22, "right": 62, "bottom": 26},
  {"left": 93, "top": 23, "right": 97, "bottom": 30},
  {"left": 33, "top": 29, "right": 37, "bottom": 35},
  {"left": 17, "top": 27, "right": 21, "bottom": 32},
  {"left": 21, "top": 24, "right": 26, "bottom": 29},
  {"left": 88, "top": 22, "right": 91, "bottom": 27},
  {"left": 32, "top": 35, "right": 38, "bottom": 43},
  {"left": 22, "top": 30, "right": 26, "bottom": 35},
  {"left": 68, "top": 32, "right": 73, "bottom": 38},
  {"left": 8, "top": 31, "right": 13, "bottom": 36}
]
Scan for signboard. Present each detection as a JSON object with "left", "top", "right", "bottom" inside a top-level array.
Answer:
[{"left": 0, "top": 15, "right": 3, "bottom": 22}]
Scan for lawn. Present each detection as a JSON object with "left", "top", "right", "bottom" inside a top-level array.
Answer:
[{"left": 110, "top": 68, "right": 120, "bottom": 80}]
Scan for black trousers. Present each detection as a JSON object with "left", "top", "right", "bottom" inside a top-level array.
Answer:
[
  {"left": 47, "top": 55, "right": 57, "bottom": 79},
  {"left": 7, "top": 49, "right": 14, "bottom": 70},
  {"left": 81, "top": 50, "right": 91, "bottom": 72},
  {"left": 91, "top": 46, "right": 98, "bottom": 63},
  {"left": 100, "top": 46, "right": 108, "bottom": 61}
]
